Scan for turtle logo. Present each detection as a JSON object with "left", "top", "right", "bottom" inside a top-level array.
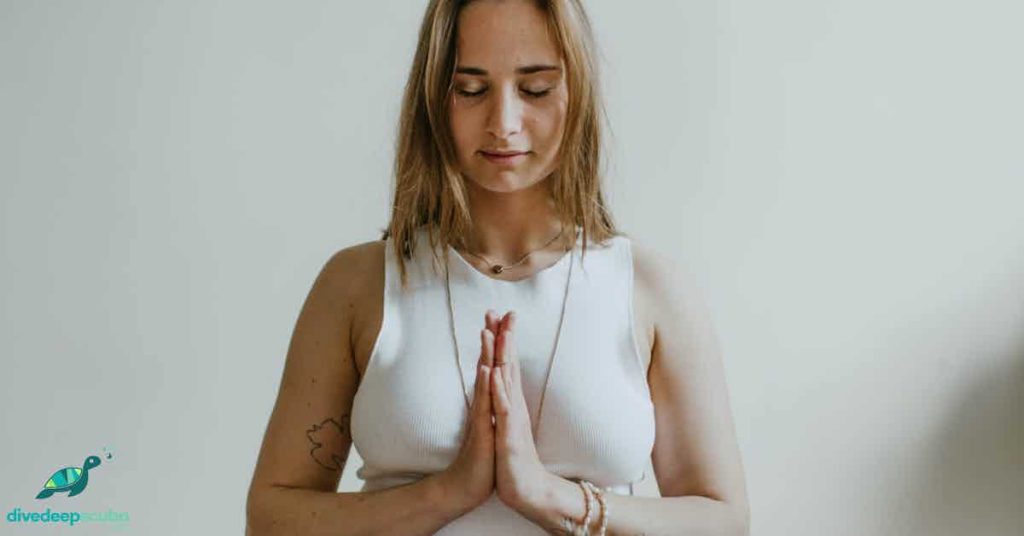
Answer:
[{"left": 35, "top": 447, "right": 114, "bottom": 500}]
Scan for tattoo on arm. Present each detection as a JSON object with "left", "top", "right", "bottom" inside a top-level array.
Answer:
[{"left": 305, "top": 415, "right": 351, "bottom": 471}]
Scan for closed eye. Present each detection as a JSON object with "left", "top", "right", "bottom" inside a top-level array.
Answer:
[{"left": 455, "top": 88, "right": 552, "bottom": 98}]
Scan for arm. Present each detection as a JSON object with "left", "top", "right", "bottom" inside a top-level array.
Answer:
[
  {"left": 531, "top": 476, "right": 746, "bottom": 536},
  {"left": 523, "top": 241, "right": 750, "bottom": 535},
  {"left": 247, "top": 478, "right": 465, "bottom": 536},
  {"left": 245, "top": 243, "right": 471, "bottom": 536}
]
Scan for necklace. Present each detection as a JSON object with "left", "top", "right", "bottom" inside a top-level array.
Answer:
[
  {"left": 461, "top": 224, "right": 567, "bottom": 275},
  {"left": 444, "top": 226, "right": 579, "bottom": 438}
]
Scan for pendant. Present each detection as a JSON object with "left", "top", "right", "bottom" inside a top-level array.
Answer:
[{"left": 491, "top": 265, "right": 504, "bottom": 274}]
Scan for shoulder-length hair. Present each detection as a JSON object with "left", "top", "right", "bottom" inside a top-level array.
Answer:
[{"left": 380, "top": 0, "right": 621, "bottom": 289}]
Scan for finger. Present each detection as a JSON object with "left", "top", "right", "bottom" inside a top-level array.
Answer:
[
  {"left": 473, "top": 359, "right": 488, "bottom": 414},
  {"left": 501, "top": 315, "right": 528, "bottom": 418},
  {"left": 473, "top": 363, "right": 494, "bottom": 440},
  {"left": 482, "top": 365, "right": 493, "bottom": 417},
  {"left": 494, "top": 319, "right": 508, "bottom": 368},
  {"left": 501, "top": 310, "right": 512, "bottom": 333},
  {"left": 485, "top": 309, "right": 497, "bottom": 333},
  {"left": 481, "top": 326, "right": 496, "bottom": 369},
  {"left": 479, "top": 365, "right": 492, "bottom": 415},
  {"left": 480, "top": 329, "right": 493, "bottom": 405},
  {"left": 474, "top": 329, "right": 488, "bottom": 410},
  {"left": 500, "top": 348, "right": 513, "bottom": 396},
  {"left": 492, "top": 365, "right": 510, "bottom": 431},
  {"left": 496, "top": 315, "right": 515, "bottom": 393},
  {"left": 504, "top": 312, "right": 520, "bottom": 388},
  {"left": 487, "top": 310, "right": 502, "bottom": 367},
  {"left": 475, "top": 330, "right": 494, "bottom": 427}
]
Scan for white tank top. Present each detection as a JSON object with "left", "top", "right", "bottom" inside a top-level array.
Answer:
[{"left": 350, "top": 225, "right": 655, "bottom": 534}]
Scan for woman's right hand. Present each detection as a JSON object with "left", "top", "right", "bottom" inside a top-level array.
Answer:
[{"left": 438, "top": 310, "right": 501, "bottom": 512}]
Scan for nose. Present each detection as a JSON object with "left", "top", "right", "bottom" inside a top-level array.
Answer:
[{"left": 485, "top": 84, "right": 523, "bottom": 140}]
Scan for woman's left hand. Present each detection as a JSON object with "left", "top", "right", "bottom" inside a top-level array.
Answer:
[{"left": 490, "top": 310, "right": 554, "bottom": 514}]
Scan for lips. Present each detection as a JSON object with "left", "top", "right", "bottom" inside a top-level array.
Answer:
[
  {"left": 481, "top": 150, "right": 527, "bottom": 156},
  {"left": 480, "top": 150, "right": 528, "bottom": 166}
]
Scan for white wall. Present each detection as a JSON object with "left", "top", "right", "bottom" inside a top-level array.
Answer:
[{"left": 1, "top": 1, "right": 1021, "bottom": 534}]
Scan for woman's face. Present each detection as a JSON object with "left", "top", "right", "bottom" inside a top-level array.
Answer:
[{"left": 449, "top": 0, "right": 568, "bottom": 194}]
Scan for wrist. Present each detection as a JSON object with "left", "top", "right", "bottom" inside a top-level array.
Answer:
[
  {"left": 426, "top": 472, "right": 477, "bottom": 518},
  {"left": 521, "top": 473, "right": 584, "bottom": 534}
]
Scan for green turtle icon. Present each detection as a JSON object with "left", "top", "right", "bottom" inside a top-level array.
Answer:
[{"left": 35, "top": 455, "right": 102, "bottom": 499}]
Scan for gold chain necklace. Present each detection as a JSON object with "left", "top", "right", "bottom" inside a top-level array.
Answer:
[
  {"left": 461, "top": 224, "right": 567, "bottom": 275},
  {"left": 444, "top": 226, "right": 578, "bottom": 439}
]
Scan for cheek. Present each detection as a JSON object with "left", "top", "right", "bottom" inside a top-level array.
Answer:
[
  {"left": 448, "top": 110, "right": 475, "bottom": 155},
  {"left": 534, "top": 106, "right": 567, "bottom": 151},
  {"left": 539, "top": 90, "right": 567, "bottom": 127}
]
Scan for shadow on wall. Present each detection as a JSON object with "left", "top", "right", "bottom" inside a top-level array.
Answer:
[{"left": 906, "top": 338, "right": 1024, "bottom": 534}]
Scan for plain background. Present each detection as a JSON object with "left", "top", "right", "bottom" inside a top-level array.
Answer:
[{"left": 2, "top": 1, "right": 1022, "bottom": 534}]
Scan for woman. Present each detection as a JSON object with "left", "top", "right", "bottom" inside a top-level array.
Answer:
[{"left": 246, "top": 0, "right": 749, "bottom": 534}]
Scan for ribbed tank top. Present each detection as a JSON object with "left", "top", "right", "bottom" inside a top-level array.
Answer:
[{"left": 350, "top": 225, "right": 655, "bottom": 534}]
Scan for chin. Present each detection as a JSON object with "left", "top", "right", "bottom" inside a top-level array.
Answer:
[{"left": 469, "top": 171, "right": 534, "bottom": 193}]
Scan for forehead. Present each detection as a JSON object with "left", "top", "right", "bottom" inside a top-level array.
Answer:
[{"left": 455, "top": 0, "right": 561, "bottom": 71}]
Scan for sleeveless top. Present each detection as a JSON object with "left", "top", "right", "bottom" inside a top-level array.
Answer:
[{"left": 349, "top": 225, "right": 656, "bottom": 534}]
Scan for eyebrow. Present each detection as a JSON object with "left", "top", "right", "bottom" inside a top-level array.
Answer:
[{"left": 455, "top": 64, "right": 562, "bottom": 76}]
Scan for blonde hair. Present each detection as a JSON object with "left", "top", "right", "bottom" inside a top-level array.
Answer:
[{"left": 380, "top": 0, "right": 622, "bottom": 289}]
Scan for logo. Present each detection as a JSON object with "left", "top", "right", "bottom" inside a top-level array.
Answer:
[
  {"left": 6, "top": 445, "right": 130, "bottom": 528},
  {"left": 35, "top": 454, "right": 104, "bottom": 499}
]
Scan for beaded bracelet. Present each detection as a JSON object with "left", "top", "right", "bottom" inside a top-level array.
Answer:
[
  {"left": 574, "top": 480, "right": 594, "bottom": 536},
  {"left": 580, "top": 481, "right": 609, "bottom": 536}
]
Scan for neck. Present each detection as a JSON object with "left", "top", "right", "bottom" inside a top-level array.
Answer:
[{"left": 462, "top": 177, "right": 573, "bottom": 265}]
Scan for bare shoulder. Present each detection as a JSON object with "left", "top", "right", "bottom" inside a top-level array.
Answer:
[
  {"left": 313, "top": 239, "right": 384, "bottom": 324},
  {"left": 628, "top": 236, "right": 672, "bottom": 290},
  {"left": 331, "top": 239, "right": 386, "bottom": 379},
  {"left": 626, "top": 236, "right": 708, "bottom": 338},
  {"left": 628, "top": 237, "right": 695, "bottom": 299},
  {"left": 627, "top": 236, "right": 711, "bottom": 351},
  {"left": 328, "top": 239, "right": 385, "bottom": 281},
  {"left": 319, "top": 239, "right": 385, "bottom": 306}
]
